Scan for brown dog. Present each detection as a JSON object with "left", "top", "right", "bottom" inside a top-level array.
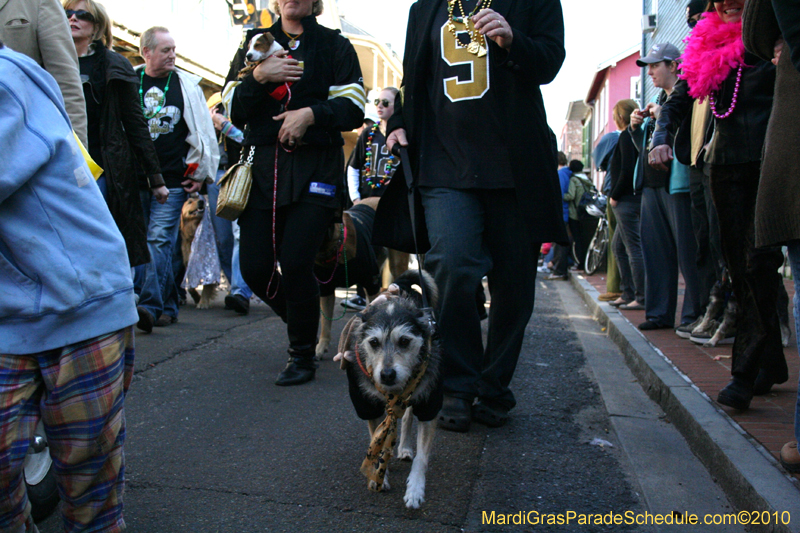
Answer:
[
  {"left": 237, "top": 32, "right": 284, "bottom": 79},
  {"left": 180, "top": 194, "right": 217, "bottom": 308}
]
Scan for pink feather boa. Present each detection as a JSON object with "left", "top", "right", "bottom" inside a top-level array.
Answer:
[{"left": 679, "top": 11, "right": 745, "bottom": 102}]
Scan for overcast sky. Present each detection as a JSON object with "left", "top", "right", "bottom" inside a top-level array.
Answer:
[{"left": 336, "top": 0, "right": 643, "bottom": 134}]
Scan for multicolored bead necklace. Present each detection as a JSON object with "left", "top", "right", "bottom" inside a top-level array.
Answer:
[
  {"left": 139, "top": 69, "right": 173, "bottom": 119},
  {"left": 709, "top": 65, "right": 742, "bottom": 120},
  {"left": 363, "top": 124, "right": 394, "bottom": 189}
]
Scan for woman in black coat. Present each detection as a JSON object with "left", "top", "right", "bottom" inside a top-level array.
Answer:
[
  {"left": 65, "top": 0, "right": 165, "bottom": 267},
  {"left": 230, "top": 0, "right": 365, "bottom": 386}
]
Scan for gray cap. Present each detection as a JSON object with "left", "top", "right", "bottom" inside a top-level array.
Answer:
[{"left": 636, "top": 43, "right": 681, "bottom": 67}]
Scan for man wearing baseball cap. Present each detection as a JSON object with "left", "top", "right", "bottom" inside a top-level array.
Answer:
[
  {"left": 649, "top": 6, "right": 723, "bottom": 344},
  {"left": 636, "top": 43, "right": 682, "bottom": 67},
  {"left": 630, "top": 42, "right": 703, "bottom": 333}
]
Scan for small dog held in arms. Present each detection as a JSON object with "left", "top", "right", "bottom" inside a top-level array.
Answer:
[
  {"left": 180, "top": 194, "right": 217, "bottom": 308},
  {"left": 237, "top": 31, "right": 284, "bottom": 79},
  {"left": 334, "top": 270, "right": 442, "bottom": 509}
]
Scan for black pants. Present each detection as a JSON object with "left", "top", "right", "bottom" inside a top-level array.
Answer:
[
  {"left": 690, "top": 165, "right": 723, "bottom": 310},
  {"left": 238, "top": 201, "right": 335, "bottom": 321},
  {"left": 710, "top": 162, "right": 787, "bottom": 384},
  {"left": 569, "top": 214, "right": 597, "bottom": 270},
  {"left": 551, "top": 221, "right": 570, "bottom": 276}
]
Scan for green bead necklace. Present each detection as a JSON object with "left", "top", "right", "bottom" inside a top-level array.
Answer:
[{"left": 139, "top": 69, "right": 173, "bottom": 119}]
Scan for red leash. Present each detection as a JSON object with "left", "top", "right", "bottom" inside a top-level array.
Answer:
[
  {"left": 354, "top": 342, "right": 372, "bottom": 379},
  {"left": 264, "top": 83, "right": 294, "bottom": 300}
]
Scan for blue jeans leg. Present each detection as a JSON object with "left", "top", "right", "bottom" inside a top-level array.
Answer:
[
  {"left": 420, "top": 187, "right": 490, "bottom": 402},
  {"left": 146, "top": 187, "right": 186, "bottom": 319},
  {"left": 134, "top": 191, "right": 163, "bottom": 319},
  {"left": 787, "top": 241, "right": 800, "bottom": 443},
  {"left": 420, "top": 187, "right": 536, "bottom": 410},
  {"left": 231, "top": 220, "right": 253, "bottom": 299},
  {"left": 207, "top": 174, "right": 234, "bottom": 283}
]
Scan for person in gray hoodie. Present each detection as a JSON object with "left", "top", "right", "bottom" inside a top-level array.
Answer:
[{"left": 0, "top": 41, "right": 137, "bottom": 533}]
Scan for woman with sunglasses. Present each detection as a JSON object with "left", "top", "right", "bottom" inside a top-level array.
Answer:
[
  {"left": 63, "top": 0, "right": 166, "bottom": 269},
  {"left": 345, "top": 88, "right": 410, "bottom": 285},
  {"left": 347, "top": 88, "right": 400, "bottom": 204},
  {"left": 229, "top": 0, "right": 365, "bottom": 386},
  {"left": 649, "top": 0, "right": 785, "bottom": 410},
  {"left": 0, "top": 0, "right": 88, "bottom": 147}
]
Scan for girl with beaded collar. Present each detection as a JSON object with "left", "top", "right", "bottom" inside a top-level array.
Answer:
[
  {"left": 651, "top": 0, "right": 785, "bottom": 410},
  {"left": 347, "top": 87, "right": 400, "bottom": 203}
]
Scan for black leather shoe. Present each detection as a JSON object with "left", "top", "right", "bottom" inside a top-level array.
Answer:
[
  {"left": 717, "top": 378, "right": 753, "bottom": 410},
  {"left": 225, "top": 294, "right": 250, "bottom": 315},
  {"left": 275, "top": 357, "right": 317, "bottom": 386},
  {"left": 437, "top": 396, "right": 472, "bottom": 432},
  {"left": 136, "top": 306, "right": 155, "bottom": 333}
]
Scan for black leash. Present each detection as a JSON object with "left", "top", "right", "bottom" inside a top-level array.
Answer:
[{"left": 393, "top": 144, "right": 436, "bottom": 331}]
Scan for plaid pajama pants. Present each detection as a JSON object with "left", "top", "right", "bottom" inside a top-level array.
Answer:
[{"left": 0, "top": 327, "right": 134, "bottom": 533}]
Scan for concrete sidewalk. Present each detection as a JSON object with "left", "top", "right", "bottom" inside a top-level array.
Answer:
[{"left": 568, "top": 271, "right": 800, "bottom": 532}]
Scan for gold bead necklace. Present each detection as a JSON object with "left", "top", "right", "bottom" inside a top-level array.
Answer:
[{"left": 446, "top": 0, "right": 492, "bottom": 57}]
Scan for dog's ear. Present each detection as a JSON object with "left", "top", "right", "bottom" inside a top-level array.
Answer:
[
  {"left": 337, "top": 314, "right": 363, "bottom": 369},
  {"left": 415, "top": 307, "right": 436, "bottom": 335}
]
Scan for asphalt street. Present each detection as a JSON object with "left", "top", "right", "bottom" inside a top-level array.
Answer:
[{"left": 37, "top": 280, "right": 743, "bottom": 532}]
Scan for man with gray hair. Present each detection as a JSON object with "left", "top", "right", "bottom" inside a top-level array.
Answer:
[{"left": 133, "top": 26, "right": 219, "bottom": 331}]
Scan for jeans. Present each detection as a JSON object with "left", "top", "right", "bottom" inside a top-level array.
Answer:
[
  {"left": 640, "top": 187, "right": 702, "bottom": 326},
  {"left": 787, "top": 241, "right": 800, "bottom": 443},
  {"left": 133, "top": 187, "right": 187, "bottom": 320},
  {"left": 612, "top": 197, "right": 644, "bottom": 304},
  {"left": 230, "top": 219, "right": 252, "bottom": 298},
  {"left": 419, "top": 187, "right": 538, "bottom": 411},
  {"left": 606, "top": 203, "right": 621, "bottom": 294},
  {"left": 207, "top": 174, "right": 252, "bottom": 298}
]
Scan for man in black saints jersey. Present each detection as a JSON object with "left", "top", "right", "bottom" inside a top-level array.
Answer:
[
  {"left": 384, "top": 0, "right": 567, "bottom": 432},
  {"left": 132, "top": 26, "right": 219, "bottom": 331}
]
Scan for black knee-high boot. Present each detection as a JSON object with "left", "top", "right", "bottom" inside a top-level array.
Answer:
[{"left": 275, "top": 295, "right": 319, "bottom": 386}]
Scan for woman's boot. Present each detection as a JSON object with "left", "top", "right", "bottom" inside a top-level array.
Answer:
[{"left": 275, "top": 295, "right": 319, "bottom": 386}]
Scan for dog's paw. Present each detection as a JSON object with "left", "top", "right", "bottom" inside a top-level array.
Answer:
[
  {"left": 397, "top": 447, "right": 414, "bottom": 461},
  {"left": 368, "top": 478, "right": 390, "bottom": 492},
  {"left": 781, "top": 324, "right": 791, "bottom": 347},
  {"left": 188, "top": 287, "right": 201, "bottom": 304},
  {"left": 315, "top": 340, "right": 330, "bottom": 359},
  {"left": 196, "top": 301, "right": 210, "bottom": 310},
  {"left": 403, "top": 484, "right": 425, "bottom": 509}
]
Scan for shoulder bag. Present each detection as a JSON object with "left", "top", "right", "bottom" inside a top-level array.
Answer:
[{"left": 216, "top": 145, "right": 255, "bottom": 221}]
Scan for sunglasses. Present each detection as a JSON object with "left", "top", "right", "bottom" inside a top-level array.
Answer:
[
  {"left": 374, "top": 98, "right": 391, "bottom": 108},
  {"left": 65, "top": 9, "right": 95, "bottom": 23}
]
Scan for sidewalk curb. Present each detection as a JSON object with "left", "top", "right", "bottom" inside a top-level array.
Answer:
[{"left": 568, "top": 274, "right": 800, "bottom": 533}]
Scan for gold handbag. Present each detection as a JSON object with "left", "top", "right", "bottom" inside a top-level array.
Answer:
[{"left": 216, "top": 145, "right": 255, "bottom": 221}]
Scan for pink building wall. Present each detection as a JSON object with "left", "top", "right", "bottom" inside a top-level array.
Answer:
[
  {"left": 600, "top": 53, "right": 640, "bottom": 138},
  {"left": 585, "top": 50, "right": 640, "bottom": 185}
]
